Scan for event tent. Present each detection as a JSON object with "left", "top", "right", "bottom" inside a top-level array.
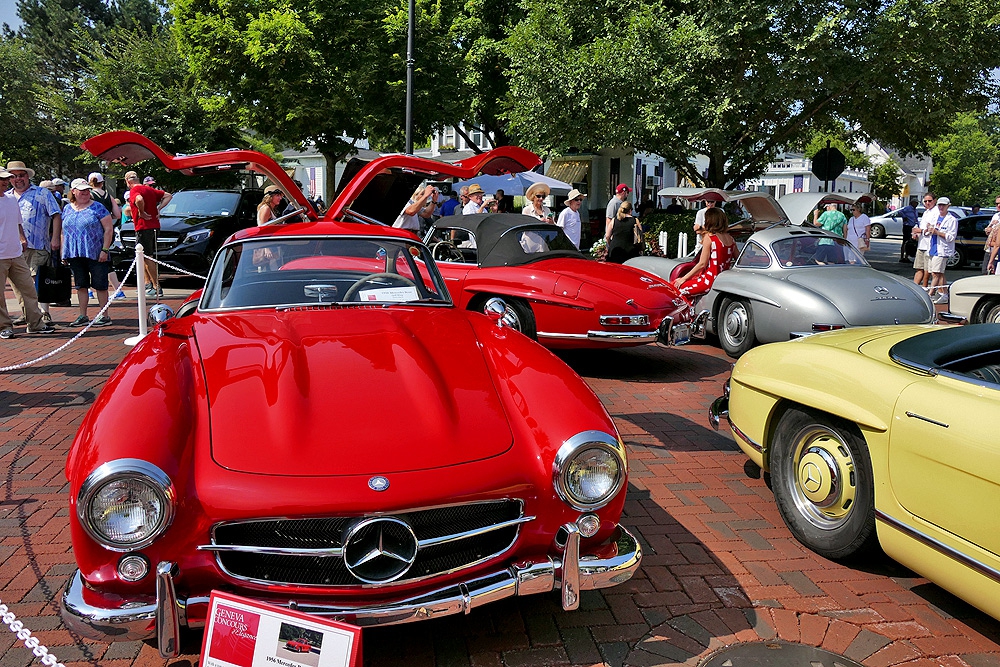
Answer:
[{"left": 453, "top": 171, "right": 574, "bottom": 196}]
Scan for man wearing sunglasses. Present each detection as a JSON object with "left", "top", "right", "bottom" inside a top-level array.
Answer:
[
  {"left": 924, "top": 196, "right": 958, "bottom": 304},
  {"left": 912, "top": 193, "right": 937, "bottom": 289},
  {"left": 463, "top": 184, "right": 490, "bottom": 215}
]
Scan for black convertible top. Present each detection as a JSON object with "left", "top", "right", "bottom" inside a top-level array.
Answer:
[
  {"left": 890, "top": 324, "right": 1000, "bottom": 384},
  {"left": 429, "top": 213, "right": 586, "bottom": 268}
]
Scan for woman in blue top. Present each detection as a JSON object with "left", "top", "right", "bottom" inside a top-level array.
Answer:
[{"left": 62, "top": 178, "right": 114, "bottom": 327}]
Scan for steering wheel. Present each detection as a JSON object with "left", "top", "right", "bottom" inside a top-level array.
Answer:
[
  {"left": 343, "top": 273, "right": 418, "bottom": 301},
  {"left": 432, "top": 241, "right": 465, "bottom": 263}
]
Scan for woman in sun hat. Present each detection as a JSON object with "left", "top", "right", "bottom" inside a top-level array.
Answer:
[
  {"left": 522, "top": 183, "right": 552, "bottom": 222},
  {"left": 61, "top": 178, "right": 114, "bottom": 327}
]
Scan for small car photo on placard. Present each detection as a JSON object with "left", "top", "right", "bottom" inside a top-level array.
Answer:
[{"left": 277, "top": 623, "right": 322, "bottom": 666}]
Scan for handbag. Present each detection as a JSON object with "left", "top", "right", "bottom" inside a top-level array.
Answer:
[{"left": 35, "top": 257, "right": 73, "bottom": 305}]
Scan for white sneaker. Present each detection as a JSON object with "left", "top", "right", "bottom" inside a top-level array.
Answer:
[{"left": 935, "top": 292, "right": 949, "bottom": 304}]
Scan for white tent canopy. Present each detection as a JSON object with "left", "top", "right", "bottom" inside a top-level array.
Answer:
[{"left": 453, "top": 171, "right": 574, "bottom": 196}]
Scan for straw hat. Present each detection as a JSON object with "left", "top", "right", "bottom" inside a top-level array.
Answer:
[
  {"left": 5, "top": 161, "right": 34, "bottom": 178},
  {"left": 467, "top": 184, "right": 485, "bottom": 195},
  {"left": 525, "top": 183, "right": 550, "bottom": 200}
]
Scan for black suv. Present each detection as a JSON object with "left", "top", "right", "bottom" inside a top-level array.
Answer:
[{"left": 113, "top": 189, "right": 263, "bottom": 276}]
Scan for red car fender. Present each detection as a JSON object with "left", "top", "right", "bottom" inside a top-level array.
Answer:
[
  {"left": 67, "top": 323, "right": 210, "bottom": 590},
  {"left": 466, "top": 314, "right": 627, "bottom": 522}
]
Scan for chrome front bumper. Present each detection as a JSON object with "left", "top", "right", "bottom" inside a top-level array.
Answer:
[{"left": 61, "top": 524, "right": 641, "bottom": 658}]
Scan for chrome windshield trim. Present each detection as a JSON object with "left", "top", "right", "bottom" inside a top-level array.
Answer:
[{"left": 876, "top": 510, "right": 1000, "bottom": 585}]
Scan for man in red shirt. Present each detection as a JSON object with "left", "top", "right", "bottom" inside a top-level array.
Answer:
[{"left": 125, "top": 171, "right": 172, "bottom": 297}]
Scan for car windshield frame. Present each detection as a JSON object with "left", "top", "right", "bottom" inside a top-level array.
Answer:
[
  {"left": 199, "top": 234, "right": 453, "bottom": 311},
  {"left": 160, "top": 191, "right": 242, "bottom": 217}
]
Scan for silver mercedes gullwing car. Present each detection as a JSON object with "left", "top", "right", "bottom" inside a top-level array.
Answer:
[{"left": 628, "top": 190, "right": 935, "bottom": 357}]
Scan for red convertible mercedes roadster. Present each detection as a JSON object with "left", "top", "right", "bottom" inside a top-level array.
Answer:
[{"left": 60, "top": 134, "right": 641, "bottom": 657}]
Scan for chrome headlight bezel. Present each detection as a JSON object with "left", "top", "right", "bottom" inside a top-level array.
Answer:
[
  {"left": 77, "top": 459, "right": 176, "bottom": 552},
  {"left": 553, "top": 431, "right": 627, "bottom": 511}
]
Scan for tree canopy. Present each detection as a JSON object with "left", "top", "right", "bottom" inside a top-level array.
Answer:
[
  {"left": 927, "top": 112, "right": 1000, "bottom": 206},
  {"left": 504, "top": 0, "right": 1000, "bottom": 189}
]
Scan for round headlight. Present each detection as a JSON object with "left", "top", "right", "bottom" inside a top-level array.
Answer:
[
  {"left": 78, "top": 460, "right": 175, "bottom": 551},
  {"left": 554, "top": 431, "right": 626, "bottom": 511}
]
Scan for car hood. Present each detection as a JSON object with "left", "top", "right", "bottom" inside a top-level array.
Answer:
[
  {"left": 194, "top": 309, "right": 514, "bottom": 475},
  {"left": 784, "top": 268, "right": 933, "bottom": 325},
  {"left": 539, "top": 257, "right": 685, "bottom": 309},
  {"left": 156, "top": 214, "right": 222, "bottom": 232}
]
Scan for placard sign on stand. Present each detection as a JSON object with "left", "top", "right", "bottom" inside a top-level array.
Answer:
[{"left": 200, "top": 591, "right": 361, "bottom": 667}]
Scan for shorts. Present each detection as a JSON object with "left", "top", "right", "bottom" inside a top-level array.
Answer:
[
  {"left": 67, "top": 257, "right": 111, "bottom": 291},
  {"left": 135, "top": 229, "right": 158, "bottom": 254},
  {"left": 927, "top": 254, "right": 948, "bottom": 274},
  {"left": 912, "top": 249, "right": 928, "bottom": 271},
  {"left": 22, "top": 248, "right": 50, "bottom": 276}
]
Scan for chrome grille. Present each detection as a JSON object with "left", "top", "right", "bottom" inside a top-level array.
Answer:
[{"left": 206, "top": 500, "right": 528, "bottom": 586}]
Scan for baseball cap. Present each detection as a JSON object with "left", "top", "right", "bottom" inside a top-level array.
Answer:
[
  {"left": 124, "top": 171, "right": 139, "bottom": 181},
  {"left": 615, "top": 184, "right": 631, "bottom": 194},
  {"left": 143, "top": 176, "right": 156, "bottom": 185},
  {"left": 51, "top": 178, "right": 66, "bottom": 187},
  {"left": 937, "top": 196, "right": 951, "bottom": 205},
  {"left": 70, "top": 178, "right": 93, "bottom": 191},
  {"left": 88, "top": 172, "right": 104, "bottom": 183}
]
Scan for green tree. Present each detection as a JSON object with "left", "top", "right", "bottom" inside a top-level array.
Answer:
[
  {"left": 504, "top": 0, "right": 1000, "bottom": 189},
  {"left": 75, "top": 25, "right": 250, "bottom": 190},
  {"left": 868, "top": 158, "right": 903, "bottom": 204},
  {"left": 927, "top": 112, "right": 1000, "bottom": 206},
  {"left": 171, "top": 0, "right": 413, "bottom": 196},
  {"left": 0, "top": 36, "right": 52, "bottom": 170}
]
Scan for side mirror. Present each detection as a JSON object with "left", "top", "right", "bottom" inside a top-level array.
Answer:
[
  {"left": 484, "top": 297, "right": 507, "bottom": 327},
  {"left": 147, "top": 304, "right": 175, "bottom": 327}
]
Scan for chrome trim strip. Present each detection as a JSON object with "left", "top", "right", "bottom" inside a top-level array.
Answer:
[
  {"left": 199, "top": 544, "right": 345, "bottom": 556},
  {"left": 904, "top": 411, "right": 949, "bottom": 428},
  {"left": 418, "top": 516, "right": 535, "bottom": 548},
  {"left": 730, "top": 419, "right": 763, "bottom": 453},
  {"left": 875, "top": 510, "right": 1000, "bottom": 585},
  {"left": 536, "top": 331, "right": 589, "bottom": 340},
  {"left": 61, "top": 526, "right": 642, "bottom": 643}
]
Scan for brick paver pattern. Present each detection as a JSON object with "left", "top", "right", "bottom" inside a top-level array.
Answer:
[{"left": 1, "top": 281, "right": 998, "bottom": 667}]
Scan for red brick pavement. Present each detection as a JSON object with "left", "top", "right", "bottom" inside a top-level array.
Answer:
[{"left": 1, "top": 284, "right": 997, "bottom": 667}]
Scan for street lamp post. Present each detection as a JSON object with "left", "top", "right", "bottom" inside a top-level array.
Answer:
[{"left": 405, "top": 0, "right": 415, "bottom": 154}]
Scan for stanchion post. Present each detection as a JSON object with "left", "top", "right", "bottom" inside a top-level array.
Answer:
[{"left": 125, "top": 244, "right": 148, "bottom": 346}]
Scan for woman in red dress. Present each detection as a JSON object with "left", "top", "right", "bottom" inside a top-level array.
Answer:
[{"left": 673, "top": 207, "right": 737, "bottom": 297}]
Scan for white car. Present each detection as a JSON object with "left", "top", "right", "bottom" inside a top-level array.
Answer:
[
  {"left": 942, "top": 274, "right": 1000, "bottom": 324},
  {"left": 869, "top": 206, "right": 968, "bottom": 239}
]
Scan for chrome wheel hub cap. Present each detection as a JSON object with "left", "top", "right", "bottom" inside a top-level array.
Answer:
[
  {"left": 788, "top": 429, "right": 857, "bottom": 529},
  {"left": 724, "top": 305, "right": 748, "bottom": 342}
]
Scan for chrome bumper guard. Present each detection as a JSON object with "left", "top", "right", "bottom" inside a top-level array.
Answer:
[
  {"left": 708, "top": 379, "right": 730, "bottom": 431},
  {"left": 937, "top": 312, "right": 966, "bottom": 324},
  {"left": 586, "top": 329, "right": 658, "bottom": 343},
  {"left": 61, "top": 524, "right": 641, "bottom": 658}
]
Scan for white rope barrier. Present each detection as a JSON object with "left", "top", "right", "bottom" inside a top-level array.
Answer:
[
  {"left": 143, "top": 254, "right": 207, "bottom": 281},
  {"left": 0, "top": 599, "right": 65, "bottom": 667},
  {"left": 0, "top": 259, "right": 139, "bottom": 373}
]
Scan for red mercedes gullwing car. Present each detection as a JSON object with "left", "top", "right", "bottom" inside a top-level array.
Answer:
[{"left": 60, "top": 132, "right": 642, "bottom": 657}]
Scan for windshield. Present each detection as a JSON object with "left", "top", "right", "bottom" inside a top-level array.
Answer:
[
  {"left": 160, "top": 191, "right": 241, "bottom": 217},
  {"left": 770, "top": 235, "right": 869, "bottom": 268},
  {"left": 201, "top": 236, "right": 451, "bottom": 309}
]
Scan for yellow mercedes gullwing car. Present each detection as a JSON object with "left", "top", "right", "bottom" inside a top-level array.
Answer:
[{"left": 710, "top": 323, "right": 1000, "bottom": 621}]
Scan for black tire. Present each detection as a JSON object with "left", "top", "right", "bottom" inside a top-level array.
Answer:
[
  {"left": 770, "top": 406, "right": 876, "bottom": 559},
  {"left": 472, "top": 295, "right": 536, "bottom": 339},
  {"left": 972, "top": 298, "right": 1000, "bottom": 324},
  {"left": 869, "top": 223, "right": 886, "bottom": 239},
  {"left": 718, "top": 297, "right": 755, "bottom": 358},
  {"left": 948, "top": 246, "right": 965, "bottom": 269}
]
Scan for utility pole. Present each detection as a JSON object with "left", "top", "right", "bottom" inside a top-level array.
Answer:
[{"left": 404, "top": 0, "right": 415, "bottom": 155}]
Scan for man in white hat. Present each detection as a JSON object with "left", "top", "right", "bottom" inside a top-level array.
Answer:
[
  {"left": 557, "top": 189, "right": 587, "bottom": 249},
  {"left": 0, "top": 168, "right": 56, "bottom": 338},
  {"left": 463, "top": 184, "right": 490, "bottom": 215},
  {"left": 5, "top": 160, "right": 62, "bottom": 323},
  {"left": 926, "top": 196, "right": 958, "bottom": 303}
]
